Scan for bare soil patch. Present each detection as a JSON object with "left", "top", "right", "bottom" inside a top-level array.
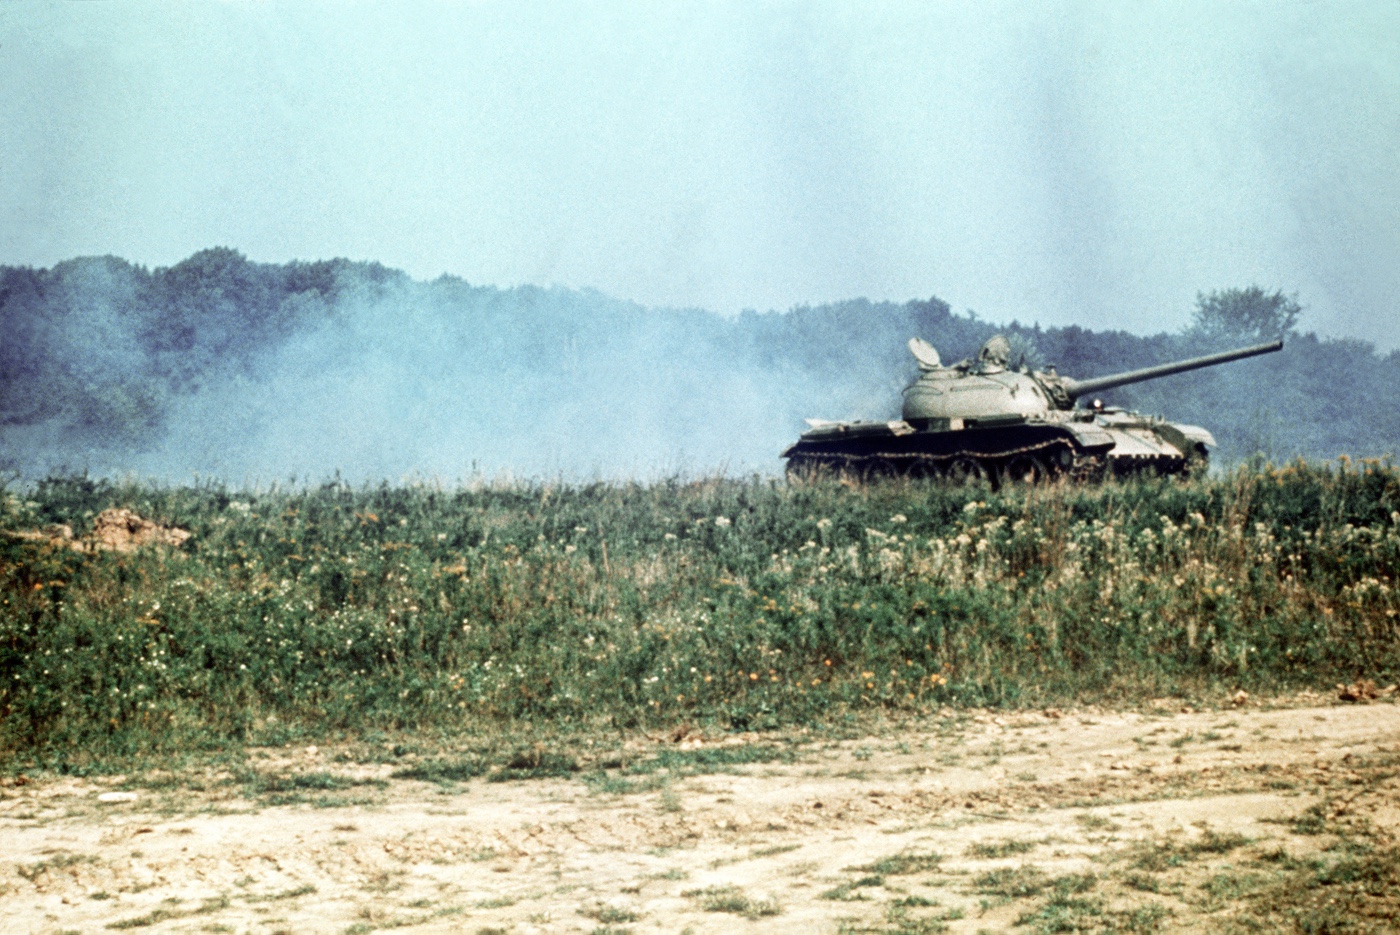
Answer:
[
  {"left": 5, "top": 507, "right": 190, "bottom": 553},
  {"left": 3, "top": 698, "right": 1398, "bottom": 934}
]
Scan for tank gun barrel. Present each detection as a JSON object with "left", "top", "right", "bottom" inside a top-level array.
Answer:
[{"left": 1063, "top": 339, "right": 1283, "bottom": 400}]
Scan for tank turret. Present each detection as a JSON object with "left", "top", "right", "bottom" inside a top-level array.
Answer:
[
  {"left": 902, "top": 338, "right": 1283, "bottom": 423},
  {"left": 783, "top": 334, "right": 1283, "bottom": 485}
]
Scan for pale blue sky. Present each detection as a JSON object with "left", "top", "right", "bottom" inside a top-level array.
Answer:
[{"left": 3, "top": 2, "right": 1397, "bottom": 346}]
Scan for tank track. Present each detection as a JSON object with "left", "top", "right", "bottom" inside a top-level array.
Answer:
[
  {"left": 786, "top": 440, "right": 1208, "bottom": 488},
  {"left": 786, "top": 438, "right": 1079, "bottom": 488}
]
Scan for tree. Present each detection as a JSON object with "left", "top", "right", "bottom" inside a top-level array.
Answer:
[{"left": 1190, "top": 286, "right": 1301, "bottom": 344}]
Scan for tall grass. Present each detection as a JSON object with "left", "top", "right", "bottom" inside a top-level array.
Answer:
[{"left": 2, "top": 460, "right": 1398, "bottom": 769}]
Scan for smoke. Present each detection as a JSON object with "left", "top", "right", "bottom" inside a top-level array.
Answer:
[
  {"left": 140, "top": 295, "right": 799, "bottom": 483},
  {"left": 1, "top": 253, "right": 924, "bottom": 483},
  {"left": 4, "top": 251, "right": 1397, "bottom": 484}
]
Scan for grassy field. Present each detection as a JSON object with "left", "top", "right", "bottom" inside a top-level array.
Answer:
[{"left": 2, "top": 460, "right": 1398, "bottom": 772}]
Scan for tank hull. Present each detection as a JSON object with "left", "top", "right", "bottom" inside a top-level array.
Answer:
[{"left": 782, "top": 412, "right": 1210, "bottom": 485}]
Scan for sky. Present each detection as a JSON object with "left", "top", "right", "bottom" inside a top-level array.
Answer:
[{"left": 3, "top": 2, "right": 1398, "bottom": 347}]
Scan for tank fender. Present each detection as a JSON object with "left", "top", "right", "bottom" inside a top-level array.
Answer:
[
  {"left": 1059, "top": 421, "right": 1116, "bottom": 451},
  {"left": 793, "top": 419, "right": 915, "bottom": 442},
  {"left": 1170, "top": 423, "right": 1216, "bottom": 449}
]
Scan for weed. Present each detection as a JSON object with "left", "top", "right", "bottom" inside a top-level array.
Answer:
[
  {"left": 1113, "top": 903, "right": 1171, "bottom": 933},
  {"left": 391, "top": 757, "right": 487, "bottom": 783},
  {"left": 682, "top": 884, "right": 782, "bottom": 918},
  {"left": 17, "top": 852, "right": 96, "bottom": 880},
  {"left": 1015, "top": 896, "right": 1103, "bottom": 933},
  {"left": 891, "top": 895, "right": 937, "bottom": 907},
  {"left": 579, "top": 903, "right": 642, "bottom": 923},
  {"left": 1123, "top": 872, "right": 1159, "bottom": 893},
  {"left": 965, "top": 838, "right": 1037, "bottom": 859},
  {"left": 1200, "top": 870, "right": 1266, "bottom": 900},
  {"left": 822, "top": 880, "right": 874, "bottom": 901},
  {"left": 360, "top": 871, "right": 404, "bottom": 894},
  {"left": 106, "top": 896, "right": 230, "bottom": 930},
  {"left": 972, "top": 865, "right": 1050, "bottom": 898},
  {"left": 108, "top": 908, "right": 183, "bottom": 929},
  {"left": 245, "top": 884, "right": 315, "bottom": 902},
  {"left": 1075, "top": 813, "right": 1121, "bottom": 832},
  {"left": 1277, "top": 802, "right": 1331, "bottom": 836},
  {"left": 710, "top": 843, "right": 800, "bottom": 868},
  {"left": 236, "top": 769, "right": 385, "bottom": 806},
  {"left": 486, "top": 749, "right": 578, "bottom": 781},
  {"left": 1192, "top": 828, "right": 1251, "bottom": 854},
  {"left": 583, "top": 771, "right": 666, "bottom": 795},
  {"left": 1128, "top": 828, "right": 1249, "bottom": 871},
  {"left": 852, "top": 851, "right": 943, "bottom": 875}
]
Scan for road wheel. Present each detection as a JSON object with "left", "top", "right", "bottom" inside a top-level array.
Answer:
[
  {"left": 860, "top": 460, "right": 899, "bottom": 484},
  {"left": 1071, "top": 454, "right": 1107, "bottom": 483},
  {"left": 785, "top": 457, "right": 833, "bottom": 485},
  {"left": 945, "top": 457, "right": 988, "bottom": 487},
  {"left": 1183, "top": 445, "right": 1210, "bottom": 479},
  {"left": 905, "top": 460, "right": 940, "bottom": 482},
  {"left": 1000, "top": 454, "right": 1047, "bottom": 486}
]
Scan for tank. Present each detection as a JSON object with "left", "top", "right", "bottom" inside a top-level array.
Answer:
[{"left": 782, "top": 335, "right": 1283, "bottom": 485}]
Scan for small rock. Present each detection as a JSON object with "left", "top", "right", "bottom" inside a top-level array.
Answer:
[
  {"left": 1338, "top": 679, "right": 1388, "bottom": 702},
  {"left": 97, "top": 791, "right": 138, "bottom": 803}
]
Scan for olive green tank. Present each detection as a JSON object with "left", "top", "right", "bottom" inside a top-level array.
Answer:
[{"left": 782, "top": 335, "right": 1283, "bottom": 485}]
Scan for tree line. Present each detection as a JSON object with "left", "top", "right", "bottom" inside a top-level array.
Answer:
[{"left": 2, "top": 249, "right": 1395, "bottom": 477}]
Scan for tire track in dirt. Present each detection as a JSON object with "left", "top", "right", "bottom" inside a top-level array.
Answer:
[{"left": 2, "top": 699, "right": 1397, "bottom": 934}]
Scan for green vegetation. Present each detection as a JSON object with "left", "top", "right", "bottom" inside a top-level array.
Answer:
[
  {"left": 578, "top": 904, "right": 642, "bottom": 924},
  {"left": 235, "top": 768, "right": 386, "bottom": 806},
  {"left": 2, "top": 460, "right": 1399, "bottom": 770},
  {"left": 681, "top": 884, "right": 781, "bottom": 918},
  {"left": 851, "top": 852, "right": 945, "bottom": 876},
  {"left": 1127, "top": 829, "right": 1250, "bottom": 873},
  {"left": 965, "top": 838, "right": 1039, "bottom": 859}
]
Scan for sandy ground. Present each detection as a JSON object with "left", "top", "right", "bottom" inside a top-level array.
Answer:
[{"left": 3, "top": 697, "right": 1398, "bottom": 935}]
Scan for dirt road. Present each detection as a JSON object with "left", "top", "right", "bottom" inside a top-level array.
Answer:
[{"left": 4, "top": 697, "right": 1398, "bottom": 934}]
